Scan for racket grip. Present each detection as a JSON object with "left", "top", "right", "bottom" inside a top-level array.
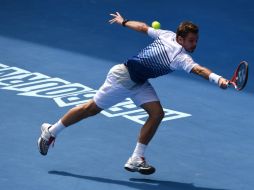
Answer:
[{"left": 227, "top": 81, "right": 237, "bottom": 89}]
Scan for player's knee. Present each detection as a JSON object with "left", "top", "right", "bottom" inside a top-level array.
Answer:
[
  {"left": 157, "top": 109, "right": 165, "bottom": 121},
  {"left": 149, "top": 109, "right": 165, "bottom": 121},
  {"left": 80, "top": 101, "right": 102, "bottom": 116}
]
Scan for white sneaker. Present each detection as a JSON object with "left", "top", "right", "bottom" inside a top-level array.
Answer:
[
  {"left": 37, "top": 123, "right": 55, "bottom": 156},
  {"left": 124, "top": 157, "right": 155, "bottom": 175}
]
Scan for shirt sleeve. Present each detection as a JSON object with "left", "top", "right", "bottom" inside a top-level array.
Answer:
[
  {"left": 170, "top": 54, "right": 199, "bottom": 73},
  {"left": 147, "top": 27, "right": 169, "bottom": 39}
]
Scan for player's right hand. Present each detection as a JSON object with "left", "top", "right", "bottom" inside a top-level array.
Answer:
[
  {"left": 109, "top": 12, "right": 124, "bottom": 25},
  {"left": 218, "top": 77, "right": 229, "bottom": 89}
]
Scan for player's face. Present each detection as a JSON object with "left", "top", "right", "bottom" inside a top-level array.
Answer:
[{"left": 181, "top": 33, "right": 199, "bottom": 53}]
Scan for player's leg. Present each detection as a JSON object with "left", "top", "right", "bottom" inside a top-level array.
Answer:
[
  {"left": 38, "top": 100, "right": 102, "bottom": 155},
  {"left": 61, "top": 99, "right": 102, "bottom": 127},
  {"left": 138, "top": 101, "right": 164, "bottom": 145},
  {"left": 38, "top": 64, "right": 131, "bottom": 156},
  {"left": 124, "top": 82, "right": 163, "bottom": 175}
]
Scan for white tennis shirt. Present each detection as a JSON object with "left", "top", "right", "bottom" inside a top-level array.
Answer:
[{"left": 125, "top": 27, "right": 199, "bottom": 83}]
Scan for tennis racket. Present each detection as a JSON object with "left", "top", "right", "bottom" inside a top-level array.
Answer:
[{"left": 228, "top": 61, "right": 248, "bottom": 91}]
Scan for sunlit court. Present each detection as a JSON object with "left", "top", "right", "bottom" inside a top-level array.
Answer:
[{"left": 0, "top": 1, "right": 253, "bottom": 190}]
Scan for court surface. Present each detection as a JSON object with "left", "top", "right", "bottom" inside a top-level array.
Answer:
[{"left": 0, "top": 1, "right": 254, "bottom": 190}]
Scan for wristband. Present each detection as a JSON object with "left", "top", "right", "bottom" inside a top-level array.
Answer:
[
  {"left": 122, "top": 19, "right": 130, "bottom": 27},
  {"left": 209, "top": 73, "right": 222, "bottom": 85}
]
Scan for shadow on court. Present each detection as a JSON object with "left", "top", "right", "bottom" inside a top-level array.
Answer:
[{"left": 48, "top": 171, "right": 225, "bottom": 190}]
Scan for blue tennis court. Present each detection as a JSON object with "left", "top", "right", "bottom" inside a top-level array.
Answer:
[{"left": 0, "top": 1, "right": 254, "bottom": 190}]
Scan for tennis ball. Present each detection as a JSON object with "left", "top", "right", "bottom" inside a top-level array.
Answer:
[{"left": 152, "top": 21, "right": 161, "bottom": 29}]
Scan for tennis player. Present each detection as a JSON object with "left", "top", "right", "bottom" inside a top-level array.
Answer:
[{"left": 38, "top": 12, "right": 229, "bottom": 175}]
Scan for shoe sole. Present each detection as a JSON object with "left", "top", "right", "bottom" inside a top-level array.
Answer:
[
  {"left": 124, "top": 165, "right": 156, "bottom": 175},
  {"left": 124, "top": 166, "right": 136, "bottom": 172},
  {"left": 37, "top": 123, "right": 51, "bottom": 156},
  {"left": 37, "top": 137, "right": 47, "bottom": 156}
]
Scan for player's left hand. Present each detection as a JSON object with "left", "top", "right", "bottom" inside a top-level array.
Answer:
[
  {"left": 109, "top": 12, "right": 124, "bottom": 25},
  {"left": 218, "top": 77, "right": 229, "bottom": 89}
]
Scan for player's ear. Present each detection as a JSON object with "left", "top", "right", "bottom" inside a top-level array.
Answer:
[{"left": 176, "top": 36, "right": 184, "bottom": 45}]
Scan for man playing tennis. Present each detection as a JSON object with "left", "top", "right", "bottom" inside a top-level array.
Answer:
[{"left": 38, "top": 12, "right": 229, "bottom": 175}]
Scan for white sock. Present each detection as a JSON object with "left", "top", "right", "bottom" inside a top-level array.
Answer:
[
  {"left": 49, "top": 120, "right": 66, "bottom": 137},
  {"left": 132, "top": 142, "right": 147, "bottom": 158}
]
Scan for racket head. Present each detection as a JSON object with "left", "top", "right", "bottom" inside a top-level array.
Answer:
[{"left": 230, "top": 61, "right": 248, "bottom": 91}]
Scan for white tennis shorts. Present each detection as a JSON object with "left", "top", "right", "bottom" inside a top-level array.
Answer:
[{"left": 93, "top": 64, "right": 159, "bottom": 109}]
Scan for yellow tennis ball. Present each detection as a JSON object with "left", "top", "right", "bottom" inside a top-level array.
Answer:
[{"left": 152, "top": 21, "right": 161, "bottom": 29}]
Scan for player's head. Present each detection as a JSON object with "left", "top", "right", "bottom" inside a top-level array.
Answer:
[{"left": 176, "top": 21, "right": 199, "bottom": 53}]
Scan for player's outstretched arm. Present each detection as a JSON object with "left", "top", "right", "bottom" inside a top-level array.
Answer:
[
  {"left": 109, "top": 12, "right": 149, "bottom": 33},
  {"left": 191, "top": 65, "right": 228, "bottom": 89}
]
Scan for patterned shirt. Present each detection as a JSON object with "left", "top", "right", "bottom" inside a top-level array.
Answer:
[{"left": 125, "top": 27, "right": 198, "bottom": 83}]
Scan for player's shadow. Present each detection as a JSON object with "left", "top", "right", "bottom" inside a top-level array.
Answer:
[{"left": 48, "top": 170, "right": 226, "bottom": 190}]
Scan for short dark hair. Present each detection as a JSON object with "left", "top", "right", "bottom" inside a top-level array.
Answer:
[{"left": 176, "top": 21, "right": 199, "bottom": 38}]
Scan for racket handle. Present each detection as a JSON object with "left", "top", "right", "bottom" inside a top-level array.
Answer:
[{"left": 227, "top": 81, "right": 237, "bottom": 89}]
